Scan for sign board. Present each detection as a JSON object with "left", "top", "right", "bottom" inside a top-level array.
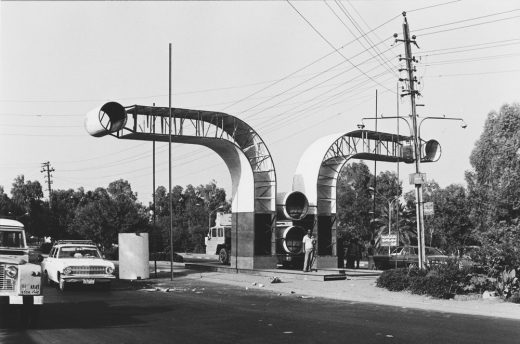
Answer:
[
  {"left": 380, "top": 234, "right": 398, "bottom": 247},
  {"left": 409, "top": 173, "right": 427, "bottom": 185},
  {"left": 423, "top": 202, "right": 434, "bottom": 216}
]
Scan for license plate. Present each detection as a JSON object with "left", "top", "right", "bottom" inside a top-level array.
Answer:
[
  {"left": 83, "top": 279, "right": 95, "bottom": 284},
  {"left": 21, "top": 284, "right": 40, "bottom": 295}
]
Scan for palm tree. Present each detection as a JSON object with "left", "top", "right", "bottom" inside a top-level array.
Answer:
[{"left": 372, "top": 202, "right": 417, "bottom": 247}]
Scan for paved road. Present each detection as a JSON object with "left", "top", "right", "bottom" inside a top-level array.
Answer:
[{"left": 1, "top": 276, "right": 519, "bottom": 344}]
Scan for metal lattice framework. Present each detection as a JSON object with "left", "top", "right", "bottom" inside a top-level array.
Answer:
[
  {"left": 88, "top": 103, "right": 276, "bottom": 214},
  {"left": 294, "top": 130, "right": 412, "bottom": 216},
  {"left": 318, "top": 130, "right": 412, "bottom": 215}
]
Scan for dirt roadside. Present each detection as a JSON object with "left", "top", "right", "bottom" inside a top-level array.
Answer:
[{"left": 153, "top": 270, "right": 520, "bottom": 320}]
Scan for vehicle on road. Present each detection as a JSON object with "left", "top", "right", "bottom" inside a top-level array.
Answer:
[
  {"left": 205, "top": 212, "right": 232, "bottom": 264},
  {"left": 40, "top": 240, "right": 115, "bottom": 291},
  {"left": 373, "top": 245, "right": 449, "bottom": 270},
  {"left": 204, "top": 214, "right": 306, "bottom": 269},
  {"left": 0, "top": 218, "right": 43, "bottom": 327}
]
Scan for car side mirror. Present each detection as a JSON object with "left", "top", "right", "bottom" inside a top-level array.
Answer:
[{"left": 37, "top": 254, "right": 44, "bottom": 263}]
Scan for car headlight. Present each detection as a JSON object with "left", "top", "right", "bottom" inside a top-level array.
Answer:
[
  {"left": 106, "top": 266, "right": 114, "bottom": 274},
  {"left": 5, "top": 265, "right": 18, "bottom": 279},
  {"left": 63, "top": 267, "right": 72, "bottom": 275}
]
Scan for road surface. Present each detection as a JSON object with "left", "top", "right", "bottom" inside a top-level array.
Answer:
[{"left": 1, "top": 275, "right": 519, "bottom": 344}]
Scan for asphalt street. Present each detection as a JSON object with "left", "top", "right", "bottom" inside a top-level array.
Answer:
[{"left": 1, "top": 274, "right": 519, "bottom": 344}]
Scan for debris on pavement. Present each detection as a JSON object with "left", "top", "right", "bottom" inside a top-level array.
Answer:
[{"left": 270, "top": 277, "right": 282, "bottom": 283}]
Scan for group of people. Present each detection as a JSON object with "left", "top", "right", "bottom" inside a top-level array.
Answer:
[
  {"left": 345, "top": 238, "right": 376, "bottom": 269},
  {"left": 301, "top": 230, "right": 377, "bottom": 271}
]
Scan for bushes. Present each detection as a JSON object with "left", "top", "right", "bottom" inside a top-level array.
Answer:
[
  {"left": 376, "top": 268, "right": 412, "bottom": 291},
  {"left": 377, "top": 260, "right": 476, "bottom": 299},
  {"left": 376, "top": 223, "right": 520, "bottom": 301}
]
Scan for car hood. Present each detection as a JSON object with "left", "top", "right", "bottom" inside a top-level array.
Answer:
[
  {"left": 0, "top": 256, "right": 28, "bottom": 265},
  {"left": 56, "top": 258, "right": 114, "bottom": 267}
]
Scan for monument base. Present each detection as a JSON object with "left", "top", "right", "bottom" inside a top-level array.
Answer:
[{"left": 230, "top": 255, "right": 278, "bottom": 270}]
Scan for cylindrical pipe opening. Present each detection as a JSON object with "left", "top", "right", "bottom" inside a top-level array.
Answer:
[
  {"left": 85, "top": 101, "right": 128, "bottom": 137},
  {"left": 275, "top": 225, "right": 306, "bottom": 254},
  {"left": 276, "top": 191, "right": 309, "bottom": 220}
]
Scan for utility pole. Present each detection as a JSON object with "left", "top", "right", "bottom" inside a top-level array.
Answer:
[
  {"left": 41, "top": 161, "right": 55, "bottom": 209},
  {"left": 395, "top": 12, "right": 426, "bottom": 269},
  {"left": 168, "top": 43, "right": 174, "bottom": 281}
]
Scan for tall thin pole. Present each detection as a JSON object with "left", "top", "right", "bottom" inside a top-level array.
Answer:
[
  {"left": 153, "top": 102, "right": 156, "bottom": 229},
  {"left": 402, "top": 14, "right": 426, "bottom": 269},
  {"left": 396, "top": 84, "right": 400, "bottom": 247},
  {"left": 388, "top": 200, "right": 391, "bottom": 256},
  {"left": 169, "top": 43, "right": 174, "bottom": 280},
  {"left": 372, "top": 90, "right": 378, "bottom": 238}
]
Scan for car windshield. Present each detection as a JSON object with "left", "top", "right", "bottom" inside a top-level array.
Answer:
[
  {"left": 426, "top": 247, "right": 444, "bottom": 255},
  {"left": 58, "top": 246, "right": 101, "bottom": 258},
  {"left": 0, "top": 231, "right": 25, "bottom": 248}
]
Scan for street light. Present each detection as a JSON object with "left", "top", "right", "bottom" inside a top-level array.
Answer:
[
  {"left": 369, "top": 187, "right": 400, "bottom": 255},
  {"left": 361, "top": 114, "right": 466, "bottom": 268}
]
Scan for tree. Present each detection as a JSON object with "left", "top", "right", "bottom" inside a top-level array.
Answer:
[
  {"left": 9, "top": 175, "right": 48, "bottom": 237},
  {"left": 0, "top": 186, "right": 16, "bottom": 217},
  {"left": 71, "top": 182, "right": 149, "bottom": 249},
  {"left": 10, "top": 175, "right": 43, "bottom": 212},
  {"left": 151, "top": 181, "right": 230, "bottom": 253},
  {"left": 336, "top": 162, "right": 373, "bottom": 241},
  {"left": 466, "top": 103, "right": 520, "bottom": 230}
]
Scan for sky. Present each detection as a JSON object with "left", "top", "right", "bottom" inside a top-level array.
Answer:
[{"left": 1, "top": 0, "right": 520, "bottom": 206}]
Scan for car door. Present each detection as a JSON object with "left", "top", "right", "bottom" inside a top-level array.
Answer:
[
  {"left": 389, "top": 247, "right": 404, "bottom": 268},
  {"left": 396, "top": 247, "right": 410, "bottom": 268}
]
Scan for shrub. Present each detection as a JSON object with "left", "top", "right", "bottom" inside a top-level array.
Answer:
[
  {"left": 376, "top": 260, "right": 477, "bottom": 299},
  {"left": 376, "top": 268, "right": 411, "bottom": 291},
  {"left": 495, "top": 269, "right": 519, "bottom": 298},
  {"left": 412, "top": 264, "right": 463, "bottom": 298},
  {"left": 509, "top": 292, "right": 520, "bottom": 304},
  {"left": 472, "top": 223, "right": 520, "bottom": 277}
]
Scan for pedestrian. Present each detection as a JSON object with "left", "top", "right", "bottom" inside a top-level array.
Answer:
[
  {"left": 345, "top": 238, "right": 360, "bottom": 269},
  {"left": 367, "top": 239, "right": 376, "bottom": 270},
  {"left": 302, "top": 229, "right": 316, "bottom": 272},
  {"left": 355, "top": 239, "right": 364, "bottom": 269}
]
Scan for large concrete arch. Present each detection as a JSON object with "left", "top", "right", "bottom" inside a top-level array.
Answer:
[
  {"left": 85, "top": 102, "right": 277, "bottom": 269},
  {"left": 292, "top": 130, "right": 412, "bottom": 268}
]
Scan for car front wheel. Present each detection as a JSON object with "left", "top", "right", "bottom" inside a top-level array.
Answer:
[{"left": 218, "top": 248, "right": 229, "bottom": 264}]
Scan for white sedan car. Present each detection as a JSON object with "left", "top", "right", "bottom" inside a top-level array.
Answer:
[{"left": 40, "top": 240, "right": 115, "bottom": 291}]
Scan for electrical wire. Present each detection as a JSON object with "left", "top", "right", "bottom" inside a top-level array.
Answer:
[
  {"left": 286, "top": 0, "right": 396, "bottom": 94},
  {"left": 334, "top": 0, "right": 399, "bottom": 77}
]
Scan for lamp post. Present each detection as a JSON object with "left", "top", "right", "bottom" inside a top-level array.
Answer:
[{"left": 360, "top": 115, "right": 466, "bottom": 267}]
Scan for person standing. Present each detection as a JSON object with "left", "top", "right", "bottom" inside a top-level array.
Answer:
[
  {"left": 302, "top": 229, "right": 315, "bottom": 272},
  {"left": 367, "top": 240, "right": 376, "bottom": 270},
  {"left": 355, "top": 239, "right": 364, "bottom": 269},
  {"left": 346, "top": 238, "right": 360, "bottom": 269}
]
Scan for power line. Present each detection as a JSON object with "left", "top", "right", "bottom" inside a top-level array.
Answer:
[
  {"left": 286, "top": 0, "right": 396, "bottom": 94},
  {"left": 416, "top": 13, "right": 520, "bottom": 37},
  {"left": 239, "top": 38, "right": 398, "bottom": 120},
  {"left": 333, "top": 0, "right": 399, "bottom": 77},
  {"left": 223, "top": 11, "right": 402, "bottom": 112},
  {"left": 430, "top": 68, "right": 520, "bottom": 78},
  {"left": 406, "top": 0, "right": 462, "bottom": 13},
  {"left": 417, "top": 37, "right": 520, "bottom": 56}
]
